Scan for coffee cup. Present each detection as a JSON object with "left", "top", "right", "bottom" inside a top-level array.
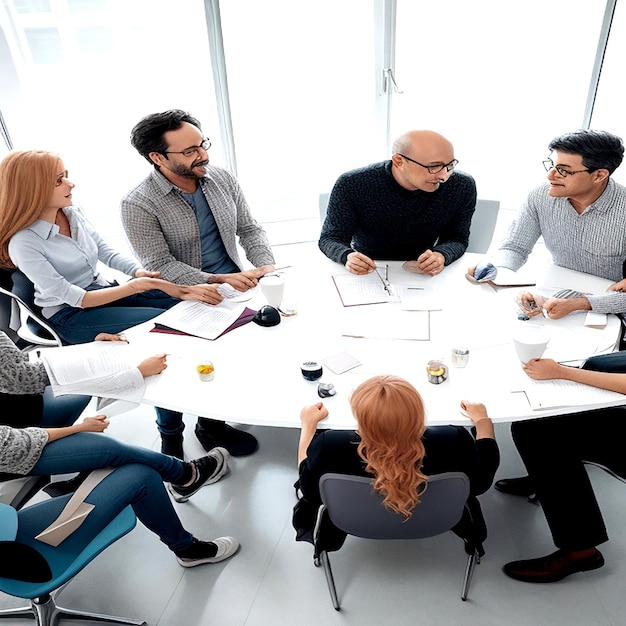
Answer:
[
  {"left": 513, "top": 328, "right": 550, "bottom": 364},
  {"left": 259, "top": 275, "right": 285, "bottom": 308}
]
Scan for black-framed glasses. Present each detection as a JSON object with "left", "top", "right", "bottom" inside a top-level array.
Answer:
[
  {"left": 165, "top": 138, "right": 211, "bottom": 157},
  {"left": 399, "top": 154, "right": 458, "bottom": 174},
  {"left": 542, "top": 158, "right": 591, "bottom": 177}
]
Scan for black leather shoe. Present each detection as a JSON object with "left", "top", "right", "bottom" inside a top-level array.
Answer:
[
  {"left": 494, "top": 475, "right": 535, "bottom": 497},
  {"left": 503, "top": 549, "right": 604, "bottom": 583},
  {"left": 196, "top": 418, "right": 259, "bottom": 457}
]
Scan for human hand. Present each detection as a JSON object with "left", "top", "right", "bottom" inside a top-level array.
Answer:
[
  {"left": 607, "top": 278, "right": 626, "bottom": 293},
  {"left": 80, "top": 415, "right": 110, "bottom": 432},
  {"left": 522, "top": 358, "right": 562, "bottom": 380},
  {"left": 94, "top": 333, "right": 129, "bottom": 342},
  {"left": 416, "top": 250, "right": 445, "bottom": 276},
  {"left": 459, "top": 400, "right": 490, "bottom": 424},
  {"left": 134, "top": 269, "right": 161, "bottom": 278},
  {"left": 182, "top": 284, "right": 223, "bottom": 304},
  {"left": 345, "top": 252, "right": 376, "bottom": 275},
  {"left": 299, "top": 402, "right": 329, "bottom": 426},
  {"left": 519, "top": 292, "right": 544, "bottom": 317},
  {"left": 137, "top": 353, "right": 167, "bottom": 377},
  {"left": 213, "top": 271, "right": 261, "bottom": 291},
  {"left": 542, "top": 297, "right": 590, "bottom": 319}
]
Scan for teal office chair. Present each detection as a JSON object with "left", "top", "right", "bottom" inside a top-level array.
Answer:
[
  {"left": 313, "top": 472, "right": 483, "bottom": 610},
  {"left": 0, "top": 499, "right": 146, "bottom": 626}
]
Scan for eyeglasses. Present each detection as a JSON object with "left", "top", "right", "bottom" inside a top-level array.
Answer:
[
  {"left": 165, "top": 138, "right": 211, "bottom": 157},
  {"left": 542, "top": 158, "right": 591, "bottom": 177},
  {"left": 399, "top": 154, "right": 458, "bottom": 174}
]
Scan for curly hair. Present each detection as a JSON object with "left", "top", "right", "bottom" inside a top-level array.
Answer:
[
  {"left": 0, "top": 150, "right": 61, "bottom": 269},
  {"left": 351, "top": 375, "right": 428, "bottom": 518},
  {"left": 130, "top": 109, "right": 202, "bottom": 166}
]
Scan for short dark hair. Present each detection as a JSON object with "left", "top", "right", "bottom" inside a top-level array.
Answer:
[
  {"left": 548, "top": 129, "right": 624, "bottom": 174},
  {"left": 130, "top": 109, "right": 202, "bottom": 166}
]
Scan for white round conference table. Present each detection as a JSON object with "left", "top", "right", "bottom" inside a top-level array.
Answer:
[{"left": 123, "top": 251, "right": 624, "bottom": 430}]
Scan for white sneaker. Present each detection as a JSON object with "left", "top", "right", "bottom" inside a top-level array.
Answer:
[{"left": 176, "top": 537, "right": 240, "bottom": 567}]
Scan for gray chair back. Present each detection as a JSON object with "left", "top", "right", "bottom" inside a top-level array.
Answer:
[
  {"left": 319, "top": 471, "right": 469, "bottom": 540},
  {"left": 467, "top": 199, "right": 500, "bottom": 254}
]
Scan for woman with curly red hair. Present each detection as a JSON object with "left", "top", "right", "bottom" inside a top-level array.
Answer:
[{"left": 294, "top": 375, "right": 499, "bottom": 544}]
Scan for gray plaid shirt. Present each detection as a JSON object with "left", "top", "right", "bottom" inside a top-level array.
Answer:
[{"left": 121, "top": 167, "right": 275, "bottom": 286}]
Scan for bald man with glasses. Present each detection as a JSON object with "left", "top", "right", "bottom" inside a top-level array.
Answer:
[{"left": 318, "top": 130, "right": 477, "bottom": 276}]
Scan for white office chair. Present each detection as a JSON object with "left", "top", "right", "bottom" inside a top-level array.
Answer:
[{"left": 466, "top": 199, "right": 500, "bottom": 254}]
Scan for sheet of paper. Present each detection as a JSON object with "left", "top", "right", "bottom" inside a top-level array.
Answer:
[
  {"left": 524, "top": 378, "right": 626, "bottom": 410},
  {"left": 40, "top": 342, "right": 133, "bottom": 385},
  {"left": 332, "top": 273, "right": 400, "bottom": 306},
  {"left": 490, "top": 267, "right": 536, "bottom": 287},
  {"left": 341, "top": 309, "right": 430, "bottom": 341},
  {"left": 150, "top": 300, "right": 246, "bottom": 340},
  {"left": 323, "top": 351, "right": 362, "bottom": 374},
  {"left": 398, "top": 286, "right": 442, "bottom": 311}
]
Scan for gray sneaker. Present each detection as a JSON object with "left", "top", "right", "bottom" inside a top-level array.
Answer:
[
  {"left": 176, "top": 536, "right": 240, "bottom": 567},
  {"left": 167, "top": 447, "right": 230, "bottom": 503}
]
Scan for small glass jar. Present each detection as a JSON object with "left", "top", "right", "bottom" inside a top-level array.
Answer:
[
  {"left": 426, "top": 360, "right": 448, "bottom": 384},
  {"left": 301, "top": 361, "right": 323, "bottom": 381},
  {"left": 451, "top": 347, "right": 469, "bottom": 368},
  {"left": 196, "top": 360, "right": 215, "bottom": 382}
]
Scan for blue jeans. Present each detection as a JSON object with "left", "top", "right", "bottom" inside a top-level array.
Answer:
[
  {"left": 47, "top": 288, "right": 181, "bottom": 344},
  {"left": 155, "top": 407, "right": 185, "bottom": 435},
  {"left": 28, "top": 433, "right": 193, "bottom": 552},
  {"left": 40, "top": 387, "right": 90, "bottom": 428}
]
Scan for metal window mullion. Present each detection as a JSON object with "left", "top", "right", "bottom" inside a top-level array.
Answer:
[
  {"left": 203, "top": 0, "right": 237, "bottom": 175},
  {"left": 582, "top": 0, "right": 617, "bottom": 129}
]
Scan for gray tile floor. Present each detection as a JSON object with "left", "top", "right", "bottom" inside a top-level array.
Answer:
[
  {"left": 2, "top": 406, "right": 624, "bottom": 626},
  {"left": 2, "top": 213, "right": 624, "bottom": 625}
]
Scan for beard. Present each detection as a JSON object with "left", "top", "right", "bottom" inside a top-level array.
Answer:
[{"left": 169, "top": 158, "right": 209, "bottom": 179}]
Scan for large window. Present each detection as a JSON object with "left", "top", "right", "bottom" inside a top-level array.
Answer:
[
  {"left": 219, "top": 0, "right": 376, "bottom": 222},
  {"left": 0, "top": 0, "right": 622, "bottom": 236},
  {"left": 0, "top": 0, "right": 219, "bottom": 245},
  {"left": 393, "top": 0, "right": 607, "bottom": 210}
]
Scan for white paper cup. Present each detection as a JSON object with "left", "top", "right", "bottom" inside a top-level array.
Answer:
[
  {"left": 513, "top": 328, "right": 550, "bottom": 364},
  {"left": 259, "top": 275, "right": 285, "bottom": 308}
]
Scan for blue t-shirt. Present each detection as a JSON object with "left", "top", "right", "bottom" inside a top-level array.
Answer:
[{"left": 181, "top": 187, "right": 238, "bottom": 274}]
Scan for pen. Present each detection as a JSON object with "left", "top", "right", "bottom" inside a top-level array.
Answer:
[{"left": 262, "top": 266, "right": 292, "bottom": 277}]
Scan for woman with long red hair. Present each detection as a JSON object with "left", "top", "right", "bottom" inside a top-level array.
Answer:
[{"left": 294, "top": 375, "right": 499, "bottom": 545}]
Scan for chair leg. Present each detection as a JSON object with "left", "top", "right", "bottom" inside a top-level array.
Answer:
[
  {"left": 319, "top": 550, "right": 341, "bottom": 611},
  {"left": 461, "top": 550, "right": 480, "bottom": 601},
  {"left": 0, "top": 594, "right": 148, "bottom": 626}
]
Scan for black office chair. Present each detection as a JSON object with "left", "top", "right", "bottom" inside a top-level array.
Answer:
[
  {"left": 313, "top": 472, "right": 484, "bottom": 610},
  {"left": 0, "top": 269, "right": 62, "bottom": 350}
]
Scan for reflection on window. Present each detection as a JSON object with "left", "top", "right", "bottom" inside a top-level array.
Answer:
[
  {"left": 68, "top": 0, "right": 105, "bottom": 11},
  {"left": 25, "top": 27, "right": 63, "bottom": 63},
  {"left": 13, "top": 0, "right": 51, "bottom": 13},
  {"left": 76, "top": 25, "right": 112, "bottom": 56}
]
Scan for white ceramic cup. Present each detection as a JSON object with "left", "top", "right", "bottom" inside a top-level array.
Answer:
[
  {"left": 259, "top": 275, "right": 285, "bottom": 308},
  {"left": 513, "top": 328, "right": 550, "bottom": 364}
]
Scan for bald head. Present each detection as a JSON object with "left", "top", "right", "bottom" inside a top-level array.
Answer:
[
  {"left": 390, "top": 130, "right": 457, "bottom": 192},
  {"left": 391, "top": 130, "right": 453, "bottom": 158}
]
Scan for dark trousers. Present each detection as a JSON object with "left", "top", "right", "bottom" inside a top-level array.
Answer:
[{"left": 512, "top": 407, "right": 626, "bottom": 551}]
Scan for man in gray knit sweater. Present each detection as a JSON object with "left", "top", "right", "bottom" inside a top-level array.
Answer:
[{"left": 319, "top": 130, "right": 477, "bottom": 276}]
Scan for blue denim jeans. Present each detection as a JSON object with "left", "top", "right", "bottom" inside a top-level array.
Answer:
[
  {"left": 28, "top": 433, "right": 193, "bottom": 552},
  {"left": 40, "top": 387, "right": 90, "bottom": 428},
  {"left": 155, "top": 407, "right": 185, "bottom": 435},
  {"left": 47, "top": 288, "right": 181, "bottom": 344}
]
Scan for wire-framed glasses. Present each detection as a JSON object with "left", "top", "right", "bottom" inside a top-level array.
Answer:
[
  {"left": 399, "top": 154, "right": 458, "bottom": 174},
  {"left": 165, "top": 138, "right": 212, "bottom": 157}
]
